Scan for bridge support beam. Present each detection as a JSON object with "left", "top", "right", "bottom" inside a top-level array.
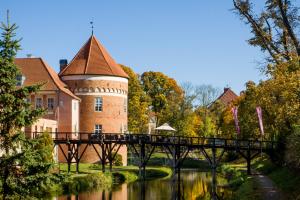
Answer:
[{"left": 246, "top": 149, "right": 251, "bottom": 175}]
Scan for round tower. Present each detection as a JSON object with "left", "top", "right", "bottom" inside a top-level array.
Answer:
[{"left": 59, "top": 35, "right": 128, "bottom": 164}]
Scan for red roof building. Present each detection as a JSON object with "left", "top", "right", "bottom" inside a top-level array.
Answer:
[{"left": 215, "top": 87, "right": 238, "bottom": 106}]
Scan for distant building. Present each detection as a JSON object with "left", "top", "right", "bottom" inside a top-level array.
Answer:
[
  {"left": 15, "top": 34, "right": 128, "bottom": 165},
  {"left": 214, "top": 87, "right": 238, "bottom": 106}
]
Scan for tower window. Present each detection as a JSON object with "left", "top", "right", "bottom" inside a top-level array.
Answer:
[
  {"left": 94, "top": 124, "right": 102, "bottom": 134},
  {"left": 95, "top": 97, "right": 103, "bottom": 111},
  {"left": 124, "top": 98, "right": 127, "bottom": 113},
  {"left": 35, "top": 97, "right": 43, "bottom": 109}
]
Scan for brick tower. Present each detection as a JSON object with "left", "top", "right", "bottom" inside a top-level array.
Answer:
[{"left": 59, "top": 35, "right": 128, "bottom": 164}]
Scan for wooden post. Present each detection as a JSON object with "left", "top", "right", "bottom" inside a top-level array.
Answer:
[
  {"left": 139, "top": 142, "right": 146, "bottom": 180},
  {"left": 101, "top": 144, "right": 106, "bottom": 172},
  {"left": 109, "top": 143, "right": 113, "bottom": 172},
  {"left": 76, "top": 143, "right": 79, "bottom": 173},
  {"left": 211, "top": 147, "right": 217, "bottom": 200},
  {"left": 67, "top": 143, "right": 71, "bottom": 173},
  {"left": 247, "top": 142, "right": 251, "bottom": 175}
]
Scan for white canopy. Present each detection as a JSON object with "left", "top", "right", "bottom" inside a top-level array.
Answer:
[{"left": 155, "top": 123, "right": 176, "bottom": 131}]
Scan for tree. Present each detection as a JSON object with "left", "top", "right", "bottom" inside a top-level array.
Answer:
[
  {"left": 195, "top": 84, "right": 221, "bottom": 108},
  {"left": 0, "top": 14, "right": 54, "bottom": 198},
  {"left": 233, "top": 0, "right": 300, "bottom": 66},
  {"left": 141, "top": 71, "right": 184, "bottom": 128},
  {"left": 121, "top": 65, "right": 149, "bottom": 133}
]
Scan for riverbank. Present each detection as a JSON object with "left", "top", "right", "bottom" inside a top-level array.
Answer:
[
  {"left": 52, "top": 163, "right": 172, "bottom": 197},
  {"left": 221, "top": 155, "right": 300, "bottom": 200}
]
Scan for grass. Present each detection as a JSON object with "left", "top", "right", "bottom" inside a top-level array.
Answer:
[
  {"left": 233, "top": 176, "right": 262, "bottom": 200},
  {"left": 252, "top": 156, "right": 300, "bottom": 199},
  {"left": 220, "top": 160, "right": 263, "bottom": 200},
  {"left": 55, "top": 163, "right": 172, "bottom": 194},
  {"left": 128, "top": 152, "right": 210, "bottom": 170}
]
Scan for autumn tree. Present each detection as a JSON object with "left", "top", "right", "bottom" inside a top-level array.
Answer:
[
  {"left": 141, "top": 71, "right": 184, "bottom": 130},
  {"left": 121, "top": 65, "right": 149, "bottom": 133},
  {"left": 233, "top": 0, "right": 300, "bottom": 66},
  {"left": 233, "top": 0, "right": 300, "bottom": 165}
]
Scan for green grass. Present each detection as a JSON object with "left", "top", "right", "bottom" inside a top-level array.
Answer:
[
  {"left": 233, "top": 176, "right": 262, "bottom": 200},
  {"left": 252, "top": 156, "right": 300, "bottom": 199},
  {"left": 220, "top": 160, "right": 263, "bottom": 200},
  {"left": 128, "top": 152, "right": 210, "bottom": 170}
]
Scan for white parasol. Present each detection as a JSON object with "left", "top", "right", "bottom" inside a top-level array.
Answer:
[{"left": 155, "top": 123, "right": 176, "bottom": 131}]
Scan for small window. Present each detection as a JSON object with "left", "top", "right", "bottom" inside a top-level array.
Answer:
[
  {"left": 16, "top": 75, "right": 25, "bottom": 86},
  {"left": 94, "top": 124, "right": 102, "bottom": 134},
  {"left": 47, "top": 98, "right": 54, "bottom": 110},
  {"left": 95, "top": 97, "right": 103, "bottom": 111},
  {"left": 36, "top": 98, "right": 43, "bottom": 109},
  {"left": 124, "top": 98, "right": 127, "bottom": 113},
  {"left": 73, "top": 102, "right": 77, "bottom": 110}
]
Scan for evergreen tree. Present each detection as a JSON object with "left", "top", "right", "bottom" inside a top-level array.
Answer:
[{"left": 0, "top": 13, "right": 55, "bottom": 199}]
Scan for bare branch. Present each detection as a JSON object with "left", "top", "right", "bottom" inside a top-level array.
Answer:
[{"left": 277, "top": 0, "right": 300, "bottom": 55}]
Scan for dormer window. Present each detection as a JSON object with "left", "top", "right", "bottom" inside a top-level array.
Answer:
[{"left": 16, "top": 75, "right": 26, "bottom": 86}]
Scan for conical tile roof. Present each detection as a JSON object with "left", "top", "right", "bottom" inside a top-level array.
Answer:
[{"left": 59, "top": 35, "right": 128, "bottom": 78}]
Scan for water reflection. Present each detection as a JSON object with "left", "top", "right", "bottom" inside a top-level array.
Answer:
[{"left": 57, "top": 170, "right": 232, "bottom": 200}]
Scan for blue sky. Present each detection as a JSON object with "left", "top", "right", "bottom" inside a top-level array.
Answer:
[{"left": 1, "top": 0, "right": 267, "bottom": 93}]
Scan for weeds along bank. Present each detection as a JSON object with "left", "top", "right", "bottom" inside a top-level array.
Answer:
[
  {"left": 41, "top": 164, "right": 172, "bottom": 198},
  {"left": 220, "top": 155, "right": 300, "bottom": 200}
]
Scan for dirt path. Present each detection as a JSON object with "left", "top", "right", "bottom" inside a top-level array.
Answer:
[{"left": 252, "top": 171, "right": 285, "bottom": 200}]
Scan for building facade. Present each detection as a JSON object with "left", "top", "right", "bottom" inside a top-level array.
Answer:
[{"left": 15, "top": 35, "right": 128, "bottom": 165}]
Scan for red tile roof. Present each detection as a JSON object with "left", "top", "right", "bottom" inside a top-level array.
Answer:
[
  {"left": 59, "top": 35, "right": 128, "bottom": 78},
  {"left": 15, "top": 58, "right": 80, "bottom": 101},
  {"left": 216, "top": 88, "right": 238, "bottom": 106}
]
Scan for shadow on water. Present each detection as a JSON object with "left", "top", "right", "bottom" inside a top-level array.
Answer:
[{"left": 58, "top": 169, "right": 232, "bottom": 200}]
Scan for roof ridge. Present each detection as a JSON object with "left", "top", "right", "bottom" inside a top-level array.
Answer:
[
  {"left": 39, "top": 58, "right": 60, "bottom": 89},
  {"left": 59, "top": 37, "right": 91, "bottom": 76},
  {"left": 93, "top": 37, "right": 114, "bottom": 74},
  {"left": 40, "top": 58, "right": 80, "bottom": 100},
  {"left": 85, "top": 36, "right": 94, "bottom": 74}
]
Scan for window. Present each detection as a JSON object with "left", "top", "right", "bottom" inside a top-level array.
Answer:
[
  {"left": 16, "top": 75, "right": 25, "bottom": 86},
  {"left": 94, "top": 124, "right": 102, "bottom": 134},
  {"left": 36, "top": 98, "right": 43, "bottom": 108},
  {"left": 124, "top": 98, "right": 127, "bottom": 113},
  {"left": 95, "top": 97, "right": 103, "bottom": 111},
  {"left": 47, "top": 98, "right": 54, "bottom": 110}
]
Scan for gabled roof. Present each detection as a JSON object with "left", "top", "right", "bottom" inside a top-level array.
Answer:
[
  {"left": 59, "top": 35, "right": 128, "bottom": 78},
  {"left": 15, "top": 58, "right": 80, "bottom": 101},
  {"left": 216, "top": 88, "right": 238, "bottom": 106}
]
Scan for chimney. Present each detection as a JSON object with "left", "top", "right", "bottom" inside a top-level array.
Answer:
[
  {"left": 26, "top": 54, "right": 33, "bottom": 58},
  {"left": 59, "top": 59, "right": 68, "bottom": 72},
  {"left": 224, "top": 87, "right": 230, "bottom": 93}
]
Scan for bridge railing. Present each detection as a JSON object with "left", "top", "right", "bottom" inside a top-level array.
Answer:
[{"left": 28, "top": 132, "right": 276, "bottom": 150}]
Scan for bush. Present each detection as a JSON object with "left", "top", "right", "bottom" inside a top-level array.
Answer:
[
  {"left": 113, "top": 152, "right": 123, "bottom": 166},
  {"left": 62, "top": 173, "right": 112, "bottom": 194},
  {"left": 285, "top": 125, "right": 300, "bottom": 169}
]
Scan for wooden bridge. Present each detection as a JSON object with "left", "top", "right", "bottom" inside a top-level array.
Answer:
[{"left": 42, "top": 132, "right": 277, "bottom": 178}]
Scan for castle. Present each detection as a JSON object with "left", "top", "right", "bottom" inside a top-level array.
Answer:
[{"left": 15, "top": 35, "right": 129, "bottom": 164}]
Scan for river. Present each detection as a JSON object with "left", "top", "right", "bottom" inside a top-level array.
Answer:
[{"left": 57, "top": 170, "right": 233, "bottom": 200}]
